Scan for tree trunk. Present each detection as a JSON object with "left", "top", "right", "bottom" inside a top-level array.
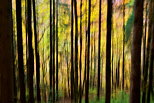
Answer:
[
  {"left": 56, "top": 0, "right": 59, "bottom": 101},
  {"left": 122, "top": 0, "right": 125, "bottom": 90},
  {"left": 142, "top": 0, "right": 152, "bottom": 102},
  {"left": 0, "top": 0, "right": 14, "bottom": 102},
  {"left": 16, "top": 0, "right": 26, "bottom": 102},
  {"left": 32, "top": 0, "right": 41, "bottom": 101},
  {"left": 97, "top": 0, "right": 101, "bottom": 100},
  {"left": 50, "top": 0, "right": 53, "bottom": 100},
  {"left": 71, "top": 0, "right": 74, "bottom": 101},
  {"left": 85, "top": 0, "right": 91, "bottom": 102},
  {"left": 129, "top": 0, "right": 143, "bottom": 102},
  {"left": 147, "top": 1, "right": 154, "bottom": 103},
  {"left": 27, "top": 0, "right": 34, "bottom": 102},
  {"left": 105, "top": 0, "right": 112, "bottom": 103},
  {"left": 53, "top": 0, "right": 56, "bottom": 102},
  {"left": 73, "top": 0, "right": 78, "bottom": 102},
  {"left": 79, "top": 0, "right": 82, "bottom": 102}
]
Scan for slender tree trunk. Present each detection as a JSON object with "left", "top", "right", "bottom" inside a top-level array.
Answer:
[
  {"left": 74, "top": 0, "right": 78, "bottom": 102},
  {"left": 129, "top": 0, "right": 143, "bottom": 102},
  {"left": 32, "top": 0, "right": 41, "bottom": 101},
  {"left": 53, "top": 0, "right": 55, "bottom": 102},
  {"left": 142, "top": 0, "right": 152, "bottom": 102},
  {"left": 0, "top": 0, "right": 14, "bottom": 102},
  {"left": 147, "top": 2, "right": 154, "bottom": 103},
  {"left": 93, "top": 32, "right": 96, "bottom": 89},
  {"left": 85, "top": 0, "right": 91, "bottom": 102},
  {"left": 16, "top": 0, "right": 26, "bottom": 102},
  {"left": 50, "top": 0, "right": 53, "bottom": 100},
  {"left": 67, "top": 42, "right": 70, "bottom": 97},
  {"left": 97, "top": 0, "right": 101, "bottom": 100},
  {"left": 71, "top": 0, "right": 74, "bottom": 101},
  {"left": 27, "top": 0, "right": 34, "bottom": 102},
  {"left": 122, "top": 0, "right": 125, "bottom": 90},
  {"left": 105, "top": 0, "right": 112, "bottom": 103},
  {"left": 90, "top": 43, "right": 93, "bottom": 88},
  {"left": 56, "top": 0, "right": 59, "bottom": 101},
  {"left": 142, "top": 0, "right": 148, "bottom": 87},
  {"left": 79, "top": 0, "right": 82, "bottom": 102}
]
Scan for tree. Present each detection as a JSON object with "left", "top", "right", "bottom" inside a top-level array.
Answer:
[
  {"left": 85, "top": 0, "right": 91, "bottom": 102},
  {"left": 147, "top": 2, "right": 154, "bottom": 103},
  {"left": 97, "top": 0, "right": 101, "bottom": 100},
  {"left": 53, "top": 0, "right": 56, "bottom": 102},
  {"left": 129, "top": 0, "right": 143, "bottom": 102},
  {"left": 105, "top": 0, "right": 112, "bottom": 102},
  {"left": 71, "top": 0, "right": 74, "bottom": 101},
  {"left": 142, "top": 0, "right": 152, "bottom": 102},
  {"left": 122, "top": 0, "right": 125, "bottom": 90},
  {"left": 32, "top": 0, "right": 41, "bottom": 101},
  {"left": 74, "top": 0, "right": 78, "bottom": 102},
  {"left": 50, "top": 0, "right": 53, "bottom": 100},
  {"left": 0, "top": 0, "right": 14, "bottom": 102},
  {"left": 16, "top": 0, "right": 26, "bottom": 102},
  {"left": 56, "top": 0, "right": 59, "bottom": 100},
  {"left": 79, "top": 0, "right": 83, "bottom": 102},
  {"left": 27, "top": 0, "right": 34, "bottom": 101}
]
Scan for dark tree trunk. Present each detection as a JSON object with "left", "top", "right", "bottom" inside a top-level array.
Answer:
[
  {"left": 93, "top": 32, "right": 96, "bottom": 89},
  {"left": 32, "top": 0, "right": 41, "bottom": 101},
  {"left": 116, "top": 58, "right": 120, "bottom": 88},
  {"left": 53, "top": 0, "right": 56, "bottom": 102},
  {"left": 50, "top": 0, "right": 53, "bottom": 100},
  {"left": 142, "top": 0, "right": 152, "bottom": 102},
  {"left": 85, "top": 0, "right": 91, "bottom": 102},
  {"left": 147, "top": 1, "right": 154, "bottom": 103},
  {"left": 105, "top": 0, "right": 112, "bottom": 103},
  {"left": 97, "top": 0, "right": 101, "bottom": 100},
  {"left": 16, "top": 0, "right": 26, "bottom": 102},
  {"left": 73, "top": 0, "right": 78, "bottom": 102},
  {"left": 79, "top": 0, "right": 82, "bottom": 102},
  {"left": 71, "top": 0, "right": 74, "bottom": 101},
  {"left": 129, "top": 0, "right": 143, "bottom": 102},
  {"left": 122, "top": 0, "right": 125, "bottom": 90},
  {"left": 56, "top": 0, "right": 59, "bottom": 101},
  {"left": 27, "top": 0, "right": 34, "bottom": 102},
  {"left": 0, "top": 0, "right": 14, "bottom": 102}
]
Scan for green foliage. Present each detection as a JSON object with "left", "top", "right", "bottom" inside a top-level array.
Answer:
[{"left": 125, "top": 9, "right": 134, "bottom": 45}]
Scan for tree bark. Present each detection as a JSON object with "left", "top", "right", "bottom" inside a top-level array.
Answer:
[
  {"left": 0, "top": 0, "right": 14, "bottom": 102},
  {"left": 129, "top": 0, "right": 143, "bottom": 102},
  {"left": 53, "top": 0, "right": 56, "bottom": 102},
  {"left": 16, "top": 0, "right": 26, "bottom": 102},
  {"left": 122, "top": 0, "right": 125, "bottom": 90},
  {"left": 71, "top": 0, "right": 74, "bottom": 101},
  {"left": 56, "top": 0, "right": 59, "bottom": 101},
  {"left": 105, "top": 0, "right": 112, "bottom": 102},
  {"left": 32, "top": 0, "right": 41, "bottom": 101},
  {"left": 27, "top": 0, "right": 34, "bottom": 102},
  {"left": 79, "top": 0, "right": 82, "bottom": 102},
  {"left": 97, "top": 0, "right": 101, "bottom": 100},
  {"left": 50, "top": 0, "right": 53, "bottom": 101},
  {"left": 147, "top": 1, "right": 154, "bottom": 103},
  {"left": 85, "top": 0, "right": 91, "bottom": 102}
]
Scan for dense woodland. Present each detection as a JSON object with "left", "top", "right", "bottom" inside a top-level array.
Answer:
[{"left": 0, "top": 0, "right": 154, "bottom": 103}]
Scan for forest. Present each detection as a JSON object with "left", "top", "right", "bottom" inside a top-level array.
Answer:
[{"left": 0, "top": 0, "right": 154, "bottom": 103}]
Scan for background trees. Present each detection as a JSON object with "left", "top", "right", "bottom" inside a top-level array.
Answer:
[{"left": 0, "top": 0, "right": 154, "bottom": 103}]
